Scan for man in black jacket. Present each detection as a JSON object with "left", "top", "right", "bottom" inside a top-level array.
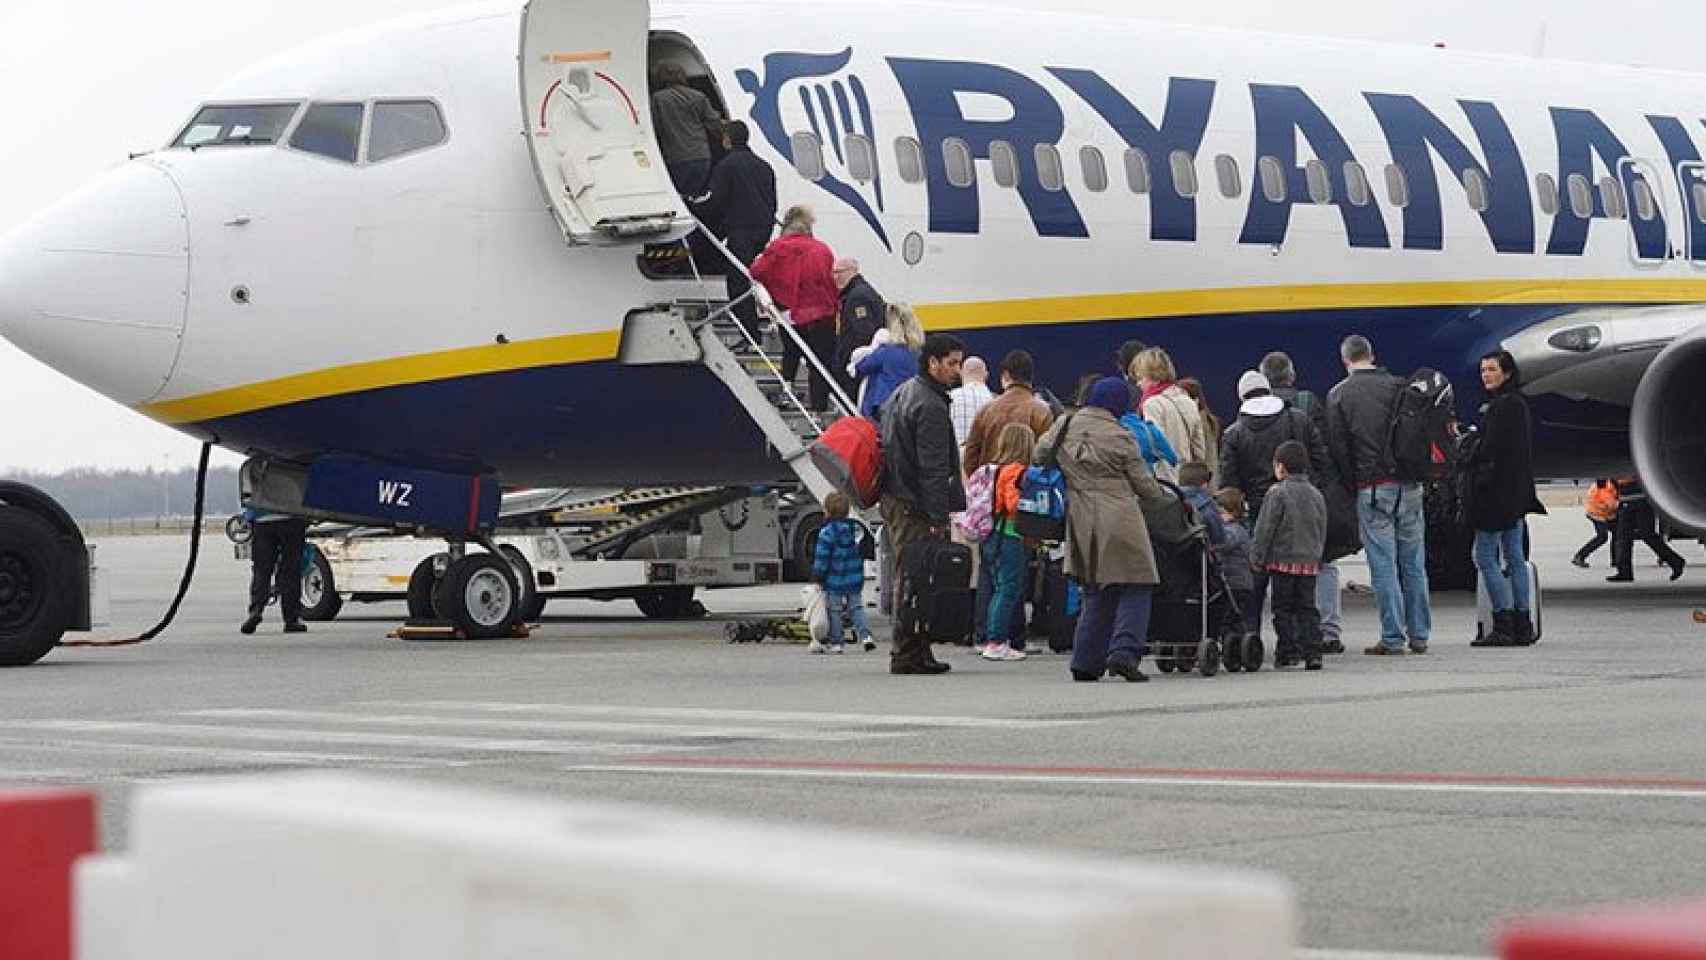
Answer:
[
  {"left": 832, "top": 258, "right": 884, "bottom": 396},
  {"left": 694, "top": 121, "right": 776, "bottom": 340},
  {"left": 880, "top": 333, "right": 968, "bottom": 675}
]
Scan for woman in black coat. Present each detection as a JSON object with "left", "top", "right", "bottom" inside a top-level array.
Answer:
[{"left": 1466, "top": 350, "right": 1547, "bottom": 647}]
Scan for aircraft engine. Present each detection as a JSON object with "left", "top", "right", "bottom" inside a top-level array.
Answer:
[{"left": 1631, "top": 323, "right": 1706, "bottom": 535}]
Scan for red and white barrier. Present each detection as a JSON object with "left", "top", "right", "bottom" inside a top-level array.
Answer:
[
  {"left": 0, "top": 788, "right": 97, "bottom": 960},
  {"left": 76, "top": 773, "right": 1294, "bottom": 959},
  {"left": 1500, "top": 899, "right": 1706, "bottom": 959}
]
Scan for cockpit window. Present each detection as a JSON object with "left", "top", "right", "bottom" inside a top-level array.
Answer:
[
  {"left": 174, "top": 103, "right": 300, "bottom": 148},
  {"left": 367, "top": 101, "right": 447, "bottom": 163},
  {"left": 289, "top": 102, "right": 365, "bottom": 164}
]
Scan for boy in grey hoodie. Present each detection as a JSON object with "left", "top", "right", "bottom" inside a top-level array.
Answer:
[{"left": 1251, "top": 440, "right": 1328, "bottom": 670}]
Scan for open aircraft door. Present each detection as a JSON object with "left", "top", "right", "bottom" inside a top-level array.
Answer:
[{"left": 520, "top": 0, "right": 691, "bottom": 245}]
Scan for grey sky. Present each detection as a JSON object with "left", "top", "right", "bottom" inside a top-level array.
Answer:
[{"left": 0, "top": 0, "right": 1692, "bottom": 470}]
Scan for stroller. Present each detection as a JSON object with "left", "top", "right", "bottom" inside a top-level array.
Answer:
[{"left": 1145, "top": 483, "right": 1244, "bottom": 677}]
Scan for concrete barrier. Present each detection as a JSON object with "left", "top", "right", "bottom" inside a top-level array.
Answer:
[
  {"left": 0, "top": 787, "right": 96, "bottom": 960},
  {"left": 1500, "top": 899, "right": 1706, "bottom": 959},
  {"left": 78, "top": 773, "right": 1294, "bottom": 959}
]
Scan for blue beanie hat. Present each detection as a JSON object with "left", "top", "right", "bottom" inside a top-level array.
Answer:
[{"left": 1085, "top": 377, "right": 1132, "bottom": 417}]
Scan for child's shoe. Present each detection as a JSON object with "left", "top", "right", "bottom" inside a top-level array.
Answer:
[
  {"left": 861, "top": 636, "right": 877, "bottom": 652},
  {"left": 996, "top": 645, "right": 1028, "bottom": 662}
]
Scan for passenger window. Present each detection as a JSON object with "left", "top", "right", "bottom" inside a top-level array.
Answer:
[
  {"left": 1385, "top": 164, "right": 1410, "bottom": 208},
  {"left": 366, "top": 100, "right": 446, "bottom": 163},
  {"left": 1214, "top": 154, "right": 1241, "bottom": 199},
  {"left": 289, "top": 102, "right": 364, "bottom": 163},
  {"left": 894, "top": 137, "right": 925, "bottom": 184},
  {"left": 1258, "top": 156, "right": 1286, "bottom": 203},
  {"left": 1599, "top": 176, "right": 1627, "bottom": 219},
  {"left": 1080, "top": 145, "right": 1109, "bottom": 193},
  {"left": 943, "top": 137, "right": 974, "bottom": 188},
  {"left": 1169, "top": 150, "right": 1198, "bottom": 198},
  {"left": 791, "top": 132, "right": 826, "bottom": 181},
  {"left": 1567, "top": 174, "right": 1593, "bottom": 218},
  {"left": 1693, "top": 183, "right": 1706, "bottom": 224},
  {"left": 1633, "top": 178, "right": 1658, "bottom": 222},
  {"left": 1124, "top": 148, "right": 1152, "bottom": 194},
  {"left": 1305, "top": 159, "right": 1332, "bottom": 204},
  {"left": 1344, "top": 162, "right": 1371, "bottom": 207},
  {"left": 1464, "top": 168, "right": 1490, "bottom": 213},
  {"left": 1535, "top": 173, "right": 1559, "bottom": 216},
  {"left": 845, "top": 134, "right": 876, "bottom": 183},
  {"left": 175, "top": 102, "right": 300, "bottom": 148},
  {"left": 1035, "top": 144, "right": 1065, "bottom": 192},
  {"left": 990, "top": 140, "right": 1019, "bottom": 189}
]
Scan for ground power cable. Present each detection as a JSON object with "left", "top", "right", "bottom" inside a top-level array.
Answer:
[{"left": 61, "top": 441, "right": 212, "bottom": 647}]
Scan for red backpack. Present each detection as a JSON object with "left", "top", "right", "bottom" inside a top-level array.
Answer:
[{"left": 810, "top": 417, "right": 883, "bottom": 508}]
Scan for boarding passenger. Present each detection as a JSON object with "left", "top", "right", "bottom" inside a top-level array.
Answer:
[
  {"left": 950, "top": 357, "right": 995, "bottom": 449},
  {"left": 880, "top": 333, "right": 969, "bottom": 676},
  {"left": 1327, "top": 335, "right": 1431, "bottom": 656},
  {"left": 1037, "top": 377, "right": 1169, "bottom": 683},
  {"left": 1572, "top": 479, "right": 1620, "bottom": 568},
  {"left": 1262, "top": 350, "right": 1345, "bottom": 655},
  {"left": 1607, "top": 478, "right": 1686, "bottom": 583},
  {"left": 1177, "top": 378, "right": 1222, "bottom": 484},
  {"left": 1214, "top": 488, "right": 1256, "bottom": 661},
  {"left": 974, "top": 423, "right": 1038, "bottom": 663},
  {"left": 1129, "top": 347, "right": 1206, "bottom": 482},
  {"left": 241, "top": 510, "right": 310, "bottom": 635},
  {"left": 851, "top": 303, "right": 923, "bottom": 419},
  {"left": 649, "top": 62, "right": 723, "bottom": 197},
  {"left": 811, "top": 491, "right": 876, "bottom": 654},
  {"left": 1116, "top": 340, "right": 1149, "bottom": 382},
  {"left": 1462, "top": 350, "right": 1547, "bottom": 647},
  {"left": 962, "top": 350, "right": 1056, "bottom": 472},
  {"left": 1250, "top": 441, "right": 1328, "bottom": 670},
  {"left": 695, "top": 121, "right": 776, "bottom": 341},
  {"left": 752, "top": 205, "right": 840, "bottom": 412},
  {"left": 832, "top": 258, "right": 884, "bottom": 396}
]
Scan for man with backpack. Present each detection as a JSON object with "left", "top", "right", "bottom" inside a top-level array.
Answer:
[{"left": 1326, "top": 335, "right": 1433, "bottom": 656}]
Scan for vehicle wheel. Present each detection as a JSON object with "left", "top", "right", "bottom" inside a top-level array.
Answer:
[
  {"left": 785, "top": 511, "right": 826, "bottom": 583},
  {"left": 0, "top": 509, "right": 75, "bottom": 667},
  {"left": 1242, "top": 635, "right": 1265, "bottom": 673},
  {"left": 406, "top": 554, "right": 447, "bottom": 622},
  {"left": 497, "top": 546, "right": 542, "bottom": 623},
  {"left": 1157, "top": 657, "right": 1176, "bottom": 674},
  {"left": 299, "top": 546, "right": 343, "bottom": 622},
  {"left": 1199, "top": 639, "right": 1221, "bottom": 678},
  {"left": 634, "top": 586, "right": 701, "bottom": 619},
  {"left": 432, "top": 554, "right": 521, "bottom": 640}
]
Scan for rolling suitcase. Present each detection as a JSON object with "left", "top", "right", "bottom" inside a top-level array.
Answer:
[
  {"left": 1034, "top": 557, "right": 1080, "bottom": 653},
  {"left": 1475, "top": 560, "right": 1542, "bottom": 644},
  {"left": 898, "top": 538, "right": 974, "bottom": 644}
]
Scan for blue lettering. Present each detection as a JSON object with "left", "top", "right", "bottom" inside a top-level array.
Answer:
[
  {"left": 1546, "top": 107, "right": 1666, "bottom": 259},
  {"left": 1365, "top": 95, "right": 1533, "bottom": 254},
  {"left": 1239, "top": 85, "right": 1389, "bottom": 250}
]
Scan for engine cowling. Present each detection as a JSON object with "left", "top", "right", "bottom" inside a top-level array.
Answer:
[{"left": 1631, "top": 324, "right": 1706, "bottom": 535}]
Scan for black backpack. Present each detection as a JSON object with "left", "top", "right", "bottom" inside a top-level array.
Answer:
[{"left": 1388, "top": 369, "right": 1457, "bottom": 484}]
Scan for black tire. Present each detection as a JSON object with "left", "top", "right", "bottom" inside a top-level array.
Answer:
[
  {"left": 634, "top": 586, "right": 701, "bottom": 619},
  {"left": 0, "top": 509, "right": 75, "bottom": 667},
  {"left": 1199, "top": 638, "right": 1221, "bottom": 678},
  {"left": 498, "top": 546, "right": 543, "bottom": 623},
  {"left": 1157, "top": 658, "right": 1176, "bottom": 674},
  {"left": 406, "top": 554, "right": 446, "bottom": 622},
  {"left": 1242, "top": 635, "right": 1265, "bottom": 673},
  {"left": 432, "top": 554, "right": 521, "bottom": 640},
  {"left": 785, "top": 511, "right": 826, "bottom": 583},
  {"left": 299, "top": 546, "right": 343, "bottom": 622}
]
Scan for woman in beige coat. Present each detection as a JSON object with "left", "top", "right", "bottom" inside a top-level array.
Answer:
[
  {"left": 1036, "top": 377, "right": 1169, "bottom": 683},
  {"left": 1130, "top": 347, "right": 1207, "bottom": 482}
]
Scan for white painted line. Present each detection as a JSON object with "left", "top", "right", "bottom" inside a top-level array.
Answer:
[
  {"left": 566, "top": 764, "right": 1706, "bottom": 800},
  {"left": 363, "top": 700, "right": 1086, "bottom": 729},
  {"left": 10, "top": 721, "right": 713, "bottom": 757},
  {"left": 183, "top": 708, "right": 908, "bottom": 742},
  {"left": 0, "top": 736, "right": 467, "bottom": 768},
  {"left": 1297, "top": 951, "right": 1487, "bottom": 960}
]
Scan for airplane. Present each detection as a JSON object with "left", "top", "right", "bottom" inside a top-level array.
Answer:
[{"left": 3, "top": 0, "right": 1705, "bottom": 664}]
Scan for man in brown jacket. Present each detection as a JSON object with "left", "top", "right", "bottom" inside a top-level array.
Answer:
[{"left": 962, "top": 350, "right": 1055, "bottom": 471}]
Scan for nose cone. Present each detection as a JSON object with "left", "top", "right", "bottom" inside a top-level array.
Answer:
[{"left": 0, "top": 161, "right": 189, "bottom": 405}]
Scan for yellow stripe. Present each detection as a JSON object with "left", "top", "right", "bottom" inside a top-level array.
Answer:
[{"left": 139, "top": 278, "right": 1706, "bottom": 425}]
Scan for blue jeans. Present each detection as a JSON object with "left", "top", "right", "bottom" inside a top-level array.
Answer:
[
  {"left": 1071, "top": 584, "right": 1153, "bottom": 675},
  {"left": 1315, "top": 562, "right": 1342, "bottom": 643},
  {"left": 975, "top": 536, "right": 1028, "bottom": 646},
  {"left": 979, "top": 534, "right": 1027, "bottom": 645},
  {"left": 1357, "top": 483, "right": 1431, "bottom": 650},
  {"left": 824, "top": 591, "right": 871, "bottom": 646},
  {"left": 1475, "top": 523, "right": 1530, "bottom": 614}
]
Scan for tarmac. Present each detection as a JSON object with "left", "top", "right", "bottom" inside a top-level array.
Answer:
[{"left": 5, "top": 510, "right": 1705, "bottom": 957}]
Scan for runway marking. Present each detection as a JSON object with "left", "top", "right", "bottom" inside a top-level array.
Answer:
[
  {"left": 361, "top": 701, "right": 1087, "bottom": 729},
  {"left": 0, "top": 737, "right": 465, "bottom": 769},
  {"left": 1297, "top": 952, "right": 1487, "bottom": 960},
  {"left": 10, "top": 720, "right": 717, "bottom": 757},
  {"left": 568, "top": 758, "right": 1706, "bottom": 800},
  {"left": 184, "top": 708, "right": 909, "bottom": 742}
]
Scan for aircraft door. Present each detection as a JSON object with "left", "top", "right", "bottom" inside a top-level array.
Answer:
[
  {"left": 1678, "top": 162, "right": 1706, "bottom": 266},
  {"left": 519, "top": 0, "right": 691, "bottom": 245}
]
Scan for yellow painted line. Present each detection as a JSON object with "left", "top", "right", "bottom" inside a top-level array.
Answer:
[{"left": 138, "top": 278, "right": 1706, "bottom": 426}]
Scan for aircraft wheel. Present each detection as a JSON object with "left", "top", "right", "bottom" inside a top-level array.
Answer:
[
  {"left": 433, "top": 554, "right": 521, "bottom": 640},
  {"left": 299, "top": 546, "right": 343, "bottom": 622},
  {"left": 406, "top": 554, "right": 447, "bottom": 621},
  {"left": 497, "top": 546, "right": 542, "bottom": 623},
  {"left": 0, "top": 508, "right": 74, "bottom": 667}
]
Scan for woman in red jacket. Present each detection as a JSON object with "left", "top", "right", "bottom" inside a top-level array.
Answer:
[{"left": 752, "top": 205, "right": 841, "bottom": 412}]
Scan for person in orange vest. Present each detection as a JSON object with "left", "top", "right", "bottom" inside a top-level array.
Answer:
[{"left": 1571, "top": 478, "right": 1620, "bottom": 569}]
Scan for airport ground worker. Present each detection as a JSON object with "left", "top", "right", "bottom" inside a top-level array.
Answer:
[
  {"left": 1607, "top": 478, "right": 1687, "bottom": 583},
  {"left": 695, "top": 121, "right": 776, "bottom": 342},
  {"left": 1572, "top": 479, "right": 1620, "bottom": 568},
  {"left": 832, "top": 258, "right": 884, "bottom": 396},
  {"left": 752, "top": 205, "right": 840, "bottom": 413},
  {"left": 242, "top": 510, "right": 310, "bottom": 635}
]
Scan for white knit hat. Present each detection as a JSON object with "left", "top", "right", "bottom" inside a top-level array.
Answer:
[{"left": 1238, "top": 370, "right": 1284, "bottom": 416}]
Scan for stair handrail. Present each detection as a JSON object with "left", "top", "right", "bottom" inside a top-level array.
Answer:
[{"left": 680, "top": 274, "right": 828, "bottom": 439}]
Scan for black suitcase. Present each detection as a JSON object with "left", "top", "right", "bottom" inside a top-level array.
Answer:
[
  {"left": 898, "top": 538, "right": 974, "bottom": 644},
  {"left": 1032, "top": 557, "right": 1079, "bottom": 653}
]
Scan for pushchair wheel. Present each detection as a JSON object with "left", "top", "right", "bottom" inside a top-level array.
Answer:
[
  {"left": 1241, "top": 635, "right": 1264, "bottom": 673},
  {"left": 1199, "top": 638, "right": 1221, "bottom": 677},
  {"left": 1157, "top": 658, "right": 1176, "bottom": 674}
]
